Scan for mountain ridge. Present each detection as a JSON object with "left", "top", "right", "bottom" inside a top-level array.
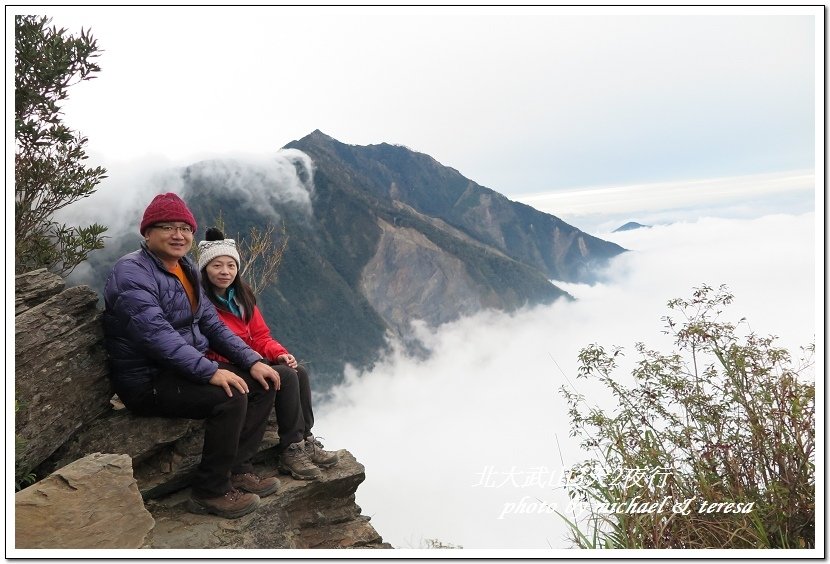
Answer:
[
  {"left": 285, "top": 130, "right": 625, "bottom": 283},
  {"left": 81, "top": 131, "right": 626, "bottom": 388}
]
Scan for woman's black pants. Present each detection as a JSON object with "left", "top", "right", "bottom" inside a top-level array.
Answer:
[{"left": 270, "top": 364, "right": 315, "bottom": 451}]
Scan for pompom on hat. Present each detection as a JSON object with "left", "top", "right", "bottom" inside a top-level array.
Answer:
[
  {"left": 140, "top": 193, "right": 198, "bottom": 235},
  {"left": 198, "top": 227, "right": 242, "bottom": 271}
]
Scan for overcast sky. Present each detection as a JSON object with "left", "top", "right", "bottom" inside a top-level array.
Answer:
[{"left": 7, "top": 5, "right": 820, "bottom": 197}]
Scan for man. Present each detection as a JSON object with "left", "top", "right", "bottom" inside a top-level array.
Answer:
[{"left": 103, "top": 192, "right": 281, "bottom": 519}]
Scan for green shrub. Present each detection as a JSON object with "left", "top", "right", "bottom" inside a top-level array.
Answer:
[
  {"left": 15, "top": 15, "right": 108, "bottom": 276},
  {"left": 559, "top": 284, "right": 814, "bottom": 548}
]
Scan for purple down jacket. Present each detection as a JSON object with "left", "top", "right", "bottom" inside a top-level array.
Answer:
[{"left": 102, "top": 242, "right": 260, "bottom": 401}]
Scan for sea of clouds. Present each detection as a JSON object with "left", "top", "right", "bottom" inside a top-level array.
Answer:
[
  {"left": 516, "top": 170, "right": 815, "bottom": 234},
  {"left": 313, "top": 204, "right": 818, "bottom": 550}
]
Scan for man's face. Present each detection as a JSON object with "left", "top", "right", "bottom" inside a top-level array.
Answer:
[{"left": 145, "top": 223, "right": 194, "bottom": 264}]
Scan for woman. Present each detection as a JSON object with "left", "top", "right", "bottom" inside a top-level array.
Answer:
[{"left": 198, "top": 227, "right": 338, "bottom": 480}]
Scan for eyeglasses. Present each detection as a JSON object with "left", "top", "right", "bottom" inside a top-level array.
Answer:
[{"left": 153, "top": 224, "right": 193, "bottom": 234}]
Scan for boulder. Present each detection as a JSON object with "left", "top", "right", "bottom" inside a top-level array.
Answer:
[
  {"left": 15, "top": 282, "right": 112, "bottom": 476},
  {"left": 15, "top": 452, "right": 155, "bottom": 549}
]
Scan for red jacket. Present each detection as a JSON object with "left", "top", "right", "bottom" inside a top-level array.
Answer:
[{"left": 206, "top": 306, "right": 290, "bottom": 364}]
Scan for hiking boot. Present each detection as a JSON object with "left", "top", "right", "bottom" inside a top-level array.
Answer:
[
  {"left": 304, "top": 435, "right": 339, "bottom": 468},
  {"left": 231, "top": 472, "right": 280, "bottom": 497},
  {"left": 187, "top": 488, "right": 260, "bottom": 519},
  {"left": 278, "top": 441, "right": 322, "bottom": 480}
]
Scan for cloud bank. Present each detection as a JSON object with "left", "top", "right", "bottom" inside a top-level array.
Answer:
[
  {"left": 314, "top": 211, "right": 817, "bottom": 550},
  {"left": 56, "top": 149, "right": 315, "bottom": 241},
  {"left": 516, "top": 170, "right": 815, "bottom": 234},
  {"left": 57, "top": 149, "right": 315, "bottom": 288},
  {"left": 183, "top": 149, "right": 315, "bottom": 222}
]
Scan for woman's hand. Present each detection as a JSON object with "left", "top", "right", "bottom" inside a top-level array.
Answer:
[
  {"left": 250, "top": 361, "right": 281, "bottom": 391},
  {"left": 276, "top": 353, "right": 298, "bottom": 369}
]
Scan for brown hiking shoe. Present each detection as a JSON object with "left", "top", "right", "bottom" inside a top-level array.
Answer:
[
  {"left": 231, "top": 472, "right": 280, "bottom": 497},
  {"left": 278, "top": 441, "right": 322, "bottom": 480},
  {"left": 187, "top": 488, "right": 260, "bottom": 518},
  {"left": 304, "top": 436, "right": 339, "bottom": 468}
]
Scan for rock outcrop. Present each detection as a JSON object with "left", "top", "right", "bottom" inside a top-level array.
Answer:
[
  {"left": 15, "top": 269, "right": 112, "bottom": 477},
  {"left": 15, "top": 453, "right": 154, "bottom": 549},
  {"left": 146, "top": 451, "right": 383, "bottom": 549},
  {"left": 14, "top": 270, "right": 388, "bottom": 550}
]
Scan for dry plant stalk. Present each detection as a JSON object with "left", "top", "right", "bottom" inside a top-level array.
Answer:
[{"left": 238, "top": 222, "right": 288, "bottom": 295}]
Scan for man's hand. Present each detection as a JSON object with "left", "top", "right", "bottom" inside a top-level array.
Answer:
[
  {"left": 209, "top": 368, "right": 249, "bottom": 398},
  {"left": 276, "top": 353, "right": 298, "bottom": 369},
  {"left": 250, "top": 361, "right": 281, "bottom": 391}
]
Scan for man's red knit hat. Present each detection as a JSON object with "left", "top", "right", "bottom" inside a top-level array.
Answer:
[{"left": 140, "top": 193, "right": 198, "bottom": 235}]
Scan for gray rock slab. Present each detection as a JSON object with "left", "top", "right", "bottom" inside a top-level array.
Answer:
[
  {"left": 145, "top": 450, "right": 389, "bottom": 549},
  {"left": 15, "top": 284, "right": 112, "bottom": 475},
  {"left": 15, "top": 269, "right": 64, "bottom": 315},
  {"left": 15, "top": 452, "right": 155, "bottom": 549}
]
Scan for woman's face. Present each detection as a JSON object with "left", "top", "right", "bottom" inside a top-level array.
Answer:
[{"left": 205, "top": 256, "right": 238, "bottom": 294}]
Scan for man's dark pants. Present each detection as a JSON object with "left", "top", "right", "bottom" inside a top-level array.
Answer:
[{"left": 118, "top": 362, "right": 277, "bottom": 498}]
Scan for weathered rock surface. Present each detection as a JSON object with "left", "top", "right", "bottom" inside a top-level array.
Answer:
[
  {"left": 15, "top": 280, "right": 112, "bottom": 476},
  {"left": 15, "top": 453, "right": 155, "bottom": 549},
  {"left": 146, "top": 450, "right": 389, "bottom": 549},
  {"left": 15, "top": 268, "right": 64, "bottom": 315},
  {"left": 14, "top": 270, "right": 388, "bottom": 550},
  {"left": 45, "top": 409, "right": 283, "bottom": 500},
  {"left": 44, "top": 409, "right": 204, "bottom": 499}
]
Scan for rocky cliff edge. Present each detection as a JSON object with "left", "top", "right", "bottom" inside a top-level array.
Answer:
[{"left": 14, "top": 269, "right": 389, "bottom": 550}]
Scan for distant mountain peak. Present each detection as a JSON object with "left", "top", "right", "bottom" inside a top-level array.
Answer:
[
  {"left": 613, "top": 221, "right": 650, "bottom": 232},
  {"left": 303, "top": 129, "right": 334, "bottom": 141}
]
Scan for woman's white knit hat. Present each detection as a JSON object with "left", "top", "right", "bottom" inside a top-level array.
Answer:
[{"left": 198, "top": 227, "right": 241, "bottom": 271}]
